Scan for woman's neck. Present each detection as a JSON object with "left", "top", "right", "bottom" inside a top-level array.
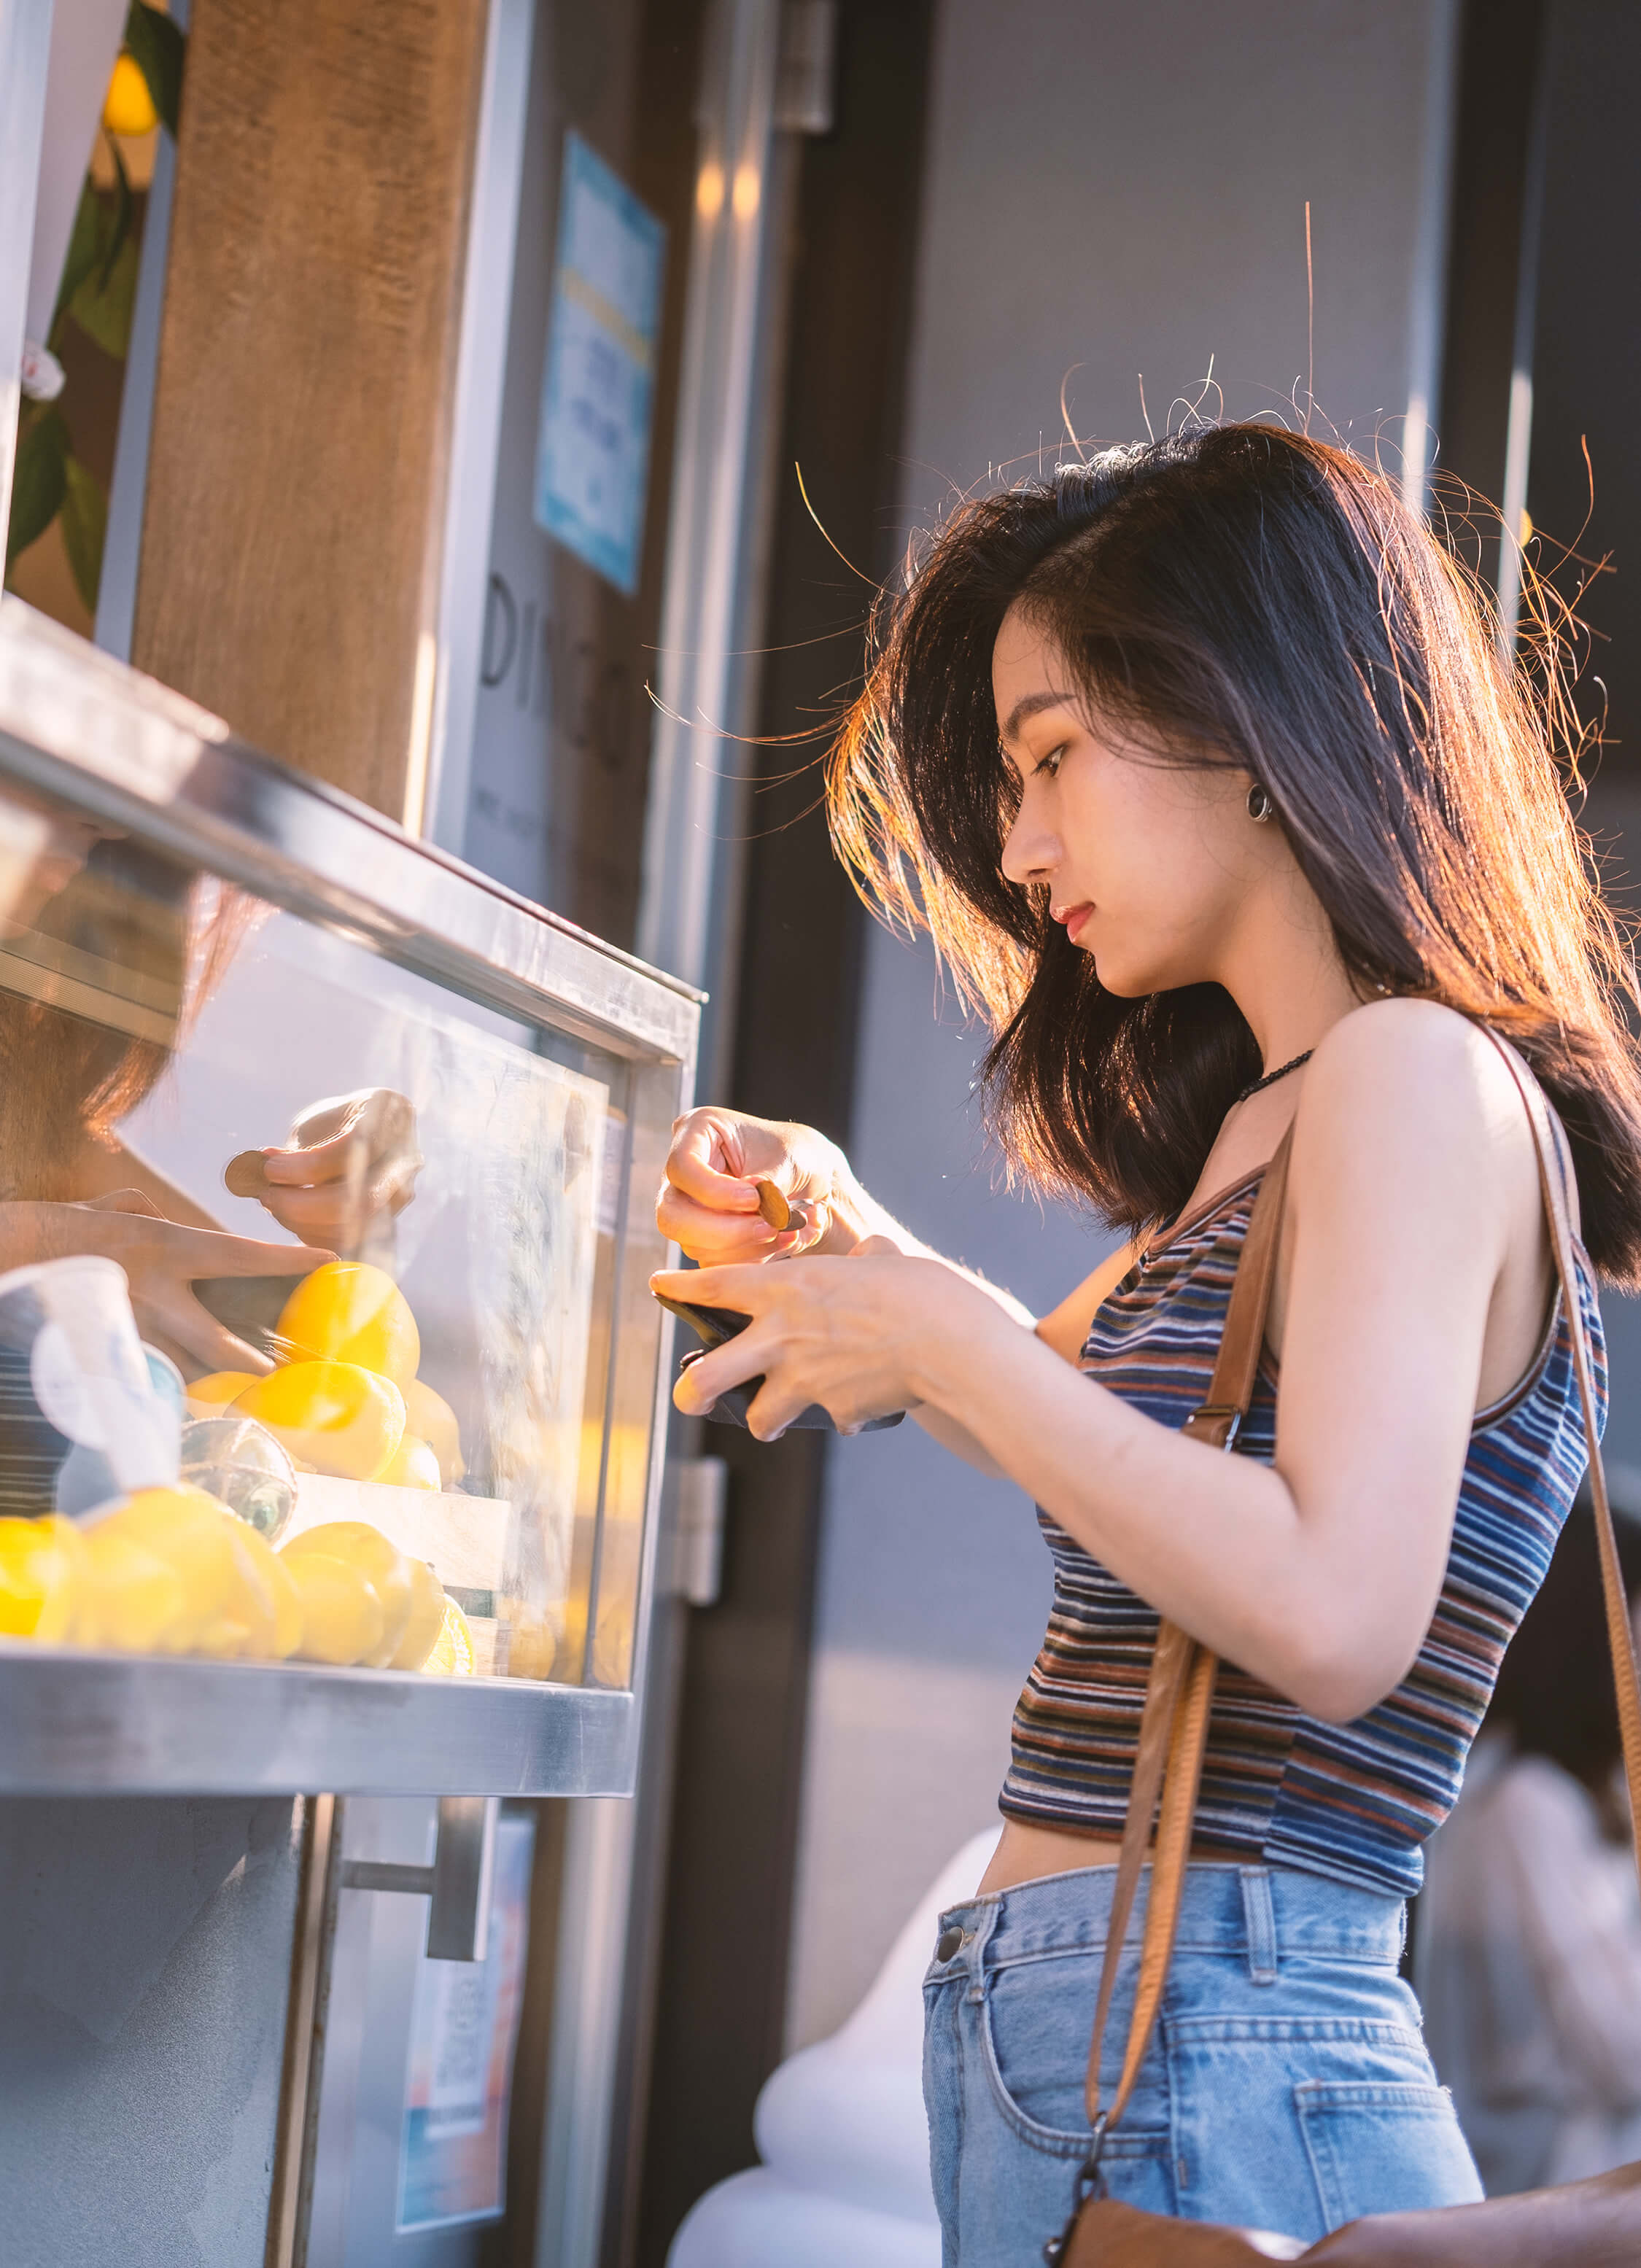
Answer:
[{"left": 1220, "top": 892, "right": 1365, "bottom": 1074}]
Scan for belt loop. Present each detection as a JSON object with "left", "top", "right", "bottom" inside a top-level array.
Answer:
[
  {"left": 1240, "top": 1867, "right": 1278, "bottom": 1984},
  {"left": 964, "top": 1896, "right": 1001, "bottom": 2003}
]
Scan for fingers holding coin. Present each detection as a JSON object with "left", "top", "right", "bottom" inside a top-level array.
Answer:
[{"left": 756, "top": 1180, "right": 827, "bottom": 1251}]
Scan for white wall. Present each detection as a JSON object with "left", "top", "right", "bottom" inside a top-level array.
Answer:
[{"left": 783, "top": 0, "right": 1462, "bottom": 2053}]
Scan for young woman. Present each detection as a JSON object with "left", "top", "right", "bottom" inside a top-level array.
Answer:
[{"left": 652, "top": 424, "right": 1641, "bottom": 2259}]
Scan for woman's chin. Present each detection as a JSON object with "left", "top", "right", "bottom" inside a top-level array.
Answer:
[
  {"left": 1085, "top": 939, "right": 1201, "bottom": 1000},
  {"left": 1087, "top": 955, "right": 1153, "bottom": 999}
]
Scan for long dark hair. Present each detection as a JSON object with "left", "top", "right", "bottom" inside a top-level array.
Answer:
[{"left": 828, "top": 424, "right": 1641, "bottom": 1280}]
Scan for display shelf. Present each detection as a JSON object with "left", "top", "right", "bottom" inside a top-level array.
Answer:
[
  {"left": 0, "top": 1644, "right": 635, "bottom": 1795},
  {"left": 0, "top": 597, "right": 696, "bottom": 1796}
]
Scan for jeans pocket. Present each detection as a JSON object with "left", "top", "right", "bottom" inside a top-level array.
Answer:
[
  {"left": 979, "top": 1952, "right": 1168, "bottom": 2159},
  {"left": 1296, "top": 2079, "right": 1484, "bottom": 2230},
  {"left": 979, "top": 1956, "right": 1094, "bottom": 2153}
]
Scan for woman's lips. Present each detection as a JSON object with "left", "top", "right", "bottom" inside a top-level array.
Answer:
[{"left": 1052, "top": 901, "right": 1094, "bottom": 945}]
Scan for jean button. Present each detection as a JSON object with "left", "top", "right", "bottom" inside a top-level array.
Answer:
[{"left": 935, "top": 1925, "right": 963, "bottom": 1962}]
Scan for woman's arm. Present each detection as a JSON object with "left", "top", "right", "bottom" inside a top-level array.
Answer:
[
  {"left": 656, "top": 1003, "right": 1550, "bottom": 1723},
  {"left": 909, "top": 1240, "right": 1138, "bottom": 1474},
  {"left": 658, "top": 1104, "right": 1125, "bottom": 1476},
  {"left": 1035, "top": 1239, "right": 1141, "bottom": 1363},
  {"left": 659, "top": 1104, "right": 1129, "bottom": 1343},
  {"left": 659, "top": 1108, "right": 1033, "bottom": 1324}
]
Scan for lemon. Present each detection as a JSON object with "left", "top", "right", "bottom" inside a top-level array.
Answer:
[
  {"left": 76, "top": 1528, "right": 188, "bottom": 1653},
  {"left": 505, "top": 1613, "right": 556, "bottom": 1682},
  {"left": 233, "top": 1525, "right": 303, "bottom": 1659},
  {"left": 282, "top": 1551, "right": 384, "bottom": 1666},
  {"left": 377, "top": 1434, "right": 440, "bottom": 1491},
  {"left": 282, "top": 1521, "right": 410, "bottom": 1666},
  {"left": 185, "top": 1370, "right": 261, "bottom": 1418},
  {"left": 94, "top": 1485, "right": 276, "bottom": 1658},
  {"left": 423, "top": 1595, "right": 473, "bottom": 1675},
  {"left": 275, "top": 1262, "right": 420, "bottom": 1389},
  {"left": 403, "top": 1380, "right": 463, "bottom": 1484},
  {"left": 103, "top": 52, "right": 158, "bottom": 139},
  {"left": 0, "top": 1515, "right": 85, "bottom": 1642},
  {"left": 233, "top": 1362, "right": 405, "bottom": 1481},
  {"left": 391, "top": 1558, "right": 447, "bottom": 1671}
]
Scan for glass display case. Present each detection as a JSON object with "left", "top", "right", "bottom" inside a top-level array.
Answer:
[{"left": 0, "top": 594, "right": 697, "bottom": 1795}]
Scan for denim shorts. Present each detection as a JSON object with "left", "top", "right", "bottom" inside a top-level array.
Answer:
[{"left": 922, "top": 1860, "right": 1481, "bottom": 2265}]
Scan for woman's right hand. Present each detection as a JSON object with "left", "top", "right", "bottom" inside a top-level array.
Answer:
[{"left": 658, "top": 1108, "right": 866, "bottom": 1265}]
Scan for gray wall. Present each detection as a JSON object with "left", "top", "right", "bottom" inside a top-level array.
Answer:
[
  {"left": 0, "top": 1797, "right": 300, "bottom": 2267},
  {"left": 784, "top": 0, "right": 1463, "bottom": 2051}
]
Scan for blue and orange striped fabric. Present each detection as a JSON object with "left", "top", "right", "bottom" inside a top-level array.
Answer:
[{"left": 1000, "top": 1165, "right": 1607, "bottom": 1898}]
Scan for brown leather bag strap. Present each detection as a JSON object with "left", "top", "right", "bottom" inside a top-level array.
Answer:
[
  {"left": 1084, "top": 1125, "right": 1294, "bottom": 2135},
  {"left": 1478, "top": 1028, "right": 1641, "bottom": 1890}
]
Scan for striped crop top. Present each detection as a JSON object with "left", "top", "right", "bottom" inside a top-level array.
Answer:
[{"left": 1001, "top": 1165, "right": 1607, "bottom": 1898}]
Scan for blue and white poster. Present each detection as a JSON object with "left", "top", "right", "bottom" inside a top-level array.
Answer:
[
  {"left": 534, "top": 133, "right": 667, "bottom": 596},
  {"left": 395, "top": 1812, "right": 535, "bottom": 2232}
]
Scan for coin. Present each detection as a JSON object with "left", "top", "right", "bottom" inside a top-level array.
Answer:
[
  {"left": 755, "top": 1178, "right": 791, "bottom": 1230},
  {"left": 223, "top": 1149, "right": 269, "bottom": 1197}
]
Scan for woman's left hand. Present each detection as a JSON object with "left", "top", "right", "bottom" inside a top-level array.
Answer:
[{"left": 651, "top": 1242, "right": 987, "bottom": 1438}]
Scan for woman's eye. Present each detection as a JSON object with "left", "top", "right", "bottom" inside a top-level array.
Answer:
[{"left": 1033, "top": 746, "right": 1065, "bottom": 779}]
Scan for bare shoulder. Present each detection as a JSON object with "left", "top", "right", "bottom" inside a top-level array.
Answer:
[
  {"left": 1295, "top": 999, "right": 1540, "bottom": 1222},
  {"left": 1306, "top": 998, "right": 1525, "bottom": 1132}
]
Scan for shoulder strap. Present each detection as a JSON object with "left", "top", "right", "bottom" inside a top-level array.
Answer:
[
  {"left": 1083, "top": 1125, "right": 1293, "bottom": 2137},
  {"left": 1083, "top": 1038, "right": 1641, "bottom": 2170},
  {"left": 1478, "top": 1028, "right": 1641, "bottom": 1886}
]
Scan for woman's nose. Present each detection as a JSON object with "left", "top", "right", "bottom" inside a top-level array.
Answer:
[{"left": 1000, "top": 802, "right": 1056, "bottom": 888}]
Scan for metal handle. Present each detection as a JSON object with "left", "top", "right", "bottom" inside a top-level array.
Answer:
[{"left": 340, "top": 1794, "right": 499, "bottom": 1962}]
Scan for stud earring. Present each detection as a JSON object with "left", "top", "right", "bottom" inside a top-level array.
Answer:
[{"left": 1246, "top": 782, "right": 1273, "bottom": 823}]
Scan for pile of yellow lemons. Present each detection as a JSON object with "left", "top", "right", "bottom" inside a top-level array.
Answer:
[
  {"left": 186, "top": 1261, "right": 463, "bottom": 1489},
  {"left": 0, "top": 1262, "right": 477, "bottom": 1672},
  {"left": 0, "top": 1493, "right": 473, "bottom": 1671}
]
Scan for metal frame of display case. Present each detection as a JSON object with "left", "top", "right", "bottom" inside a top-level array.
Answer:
[{"left": 0, "top": 593, "right": 700, "bottom": 1796}]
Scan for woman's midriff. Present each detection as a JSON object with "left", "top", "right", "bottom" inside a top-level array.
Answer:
[
  {"left": 979, "top": 1820, "right": 1124, "bottom": 1892},
  {"left": 978, "top": 1817, "right": 1241, "bottom": 1894}
]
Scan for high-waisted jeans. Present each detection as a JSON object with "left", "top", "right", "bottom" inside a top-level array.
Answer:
[{"left": 922, "top": 1860, "right": 1481, "bottom": 2265}]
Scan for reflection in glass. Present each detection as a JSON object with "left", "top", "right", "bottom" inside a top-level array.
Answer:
[{"left": 0, "top": 780, "right": 629, "bottom": 1686}]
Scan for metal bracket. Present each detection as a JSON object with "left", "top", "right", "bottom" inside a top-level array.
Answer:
[
  {"left": 339, "top": 1795, "right": 499, "bottom": 1962},
  {"left": 667, "top": 1455, "right": 729, "bottom": 1607},
  {"left": 776, "top": 0, "right": 837, "bottom": 133}
]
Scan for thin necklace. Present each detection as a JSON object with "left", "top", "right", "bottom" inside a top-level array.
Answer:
[
  {"left": 1128, "top": 1047, "right": 1313, "bottom": 1275},
  {"left": 1235, "top": 1048, "right": 1312, "bottom": 1106}
]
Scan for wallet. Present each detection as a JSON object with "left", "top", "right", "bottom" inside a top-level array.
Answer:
[{"left": 652, "top": 1289, "right": 904, "bottom": 1434}]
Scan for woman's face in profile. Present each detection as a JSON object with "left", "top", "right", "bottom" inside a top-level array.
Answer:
[{"left": 992, "top": 602, "right": 1271, "bottom": 998}]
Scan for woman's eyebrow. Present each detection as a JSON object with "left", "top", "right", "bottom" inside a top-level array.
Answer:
[{"left": 1000, "top": 688, "right": 1080, "bottom": 743}]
